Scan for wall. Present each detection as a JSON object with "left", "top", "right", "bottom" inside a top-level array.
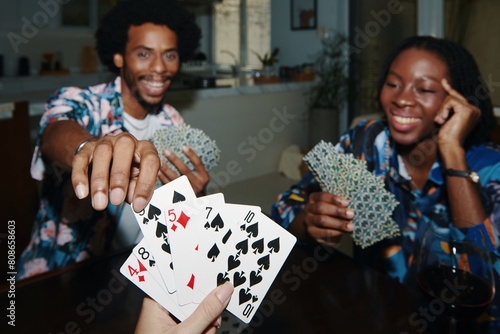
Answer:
[
  {"left": 166, "top": 87, "right": 310, "bottom": 190},
  {"left": 270, "top": 0, "right": 349, "bottom": 67},
  {"left": 0, "top": 1, "right": 213, "bottom": 77}
]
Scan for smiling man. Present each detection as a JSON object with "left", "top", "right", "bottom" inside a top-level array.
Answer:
[{"left": 17, "top": 0, "right": 208, "bottom": 279}]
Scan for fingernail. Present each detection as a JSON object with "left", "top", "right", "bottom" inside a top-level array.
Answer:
[
  {"left": 75, "top": 184, "right": 87, "bottom": 199},
  {"left": 110, "top": 188, "right": 125, "bottom": 205},
  {"left": 216, "top": 282, "right": 234, "bottom": 305},
  {"left": 347, "top": 222, "right": 353, "bottom": 231},
  {"left": 340, "top": 199, "right": 349, "bottom": 206},
  {"left": 181, "top": 145, "right": 189, "bottom": 154},
  {"left": 133, "top": 197, "right": 148, "bottom": 212},
  {"left": 164, "top": 149, "right": 172, "bottom": 157},
  {"left": 346, "top": 209, "right": 354, "bottom": 218},
  {"left": 92, "top": 192, "right": 107, "bottom": 210}
]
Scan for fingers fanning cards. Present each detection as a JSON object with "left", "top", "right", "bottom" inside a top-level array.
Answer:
[{"left": 120, "top": 176, "right": 296, "bottom": 324}]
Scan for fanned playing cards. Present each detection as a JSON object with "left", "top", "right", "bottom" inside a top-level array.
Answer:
[
  {"left": 120, "top": 176, "right": 296, "bottom": 325},
  {"left": 303, "top": 140, "right": 400, "bottom": 248},
  {"left": 149, "top": 124, "right": 221, "bottom": 176}
]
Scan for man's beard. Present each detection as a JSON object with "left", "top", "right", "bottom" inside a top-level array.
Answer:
[{"left": 122, "top": 61, "right": 174, "bottom": 113}]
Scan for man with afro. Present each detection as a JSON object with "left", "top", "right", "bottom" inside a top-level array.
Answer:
[{"left": 17, "top": 0, "right": 210, "bottom": 279}]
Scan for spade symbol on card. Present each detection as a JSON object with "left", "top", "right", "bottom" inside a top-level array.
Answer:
[
  {"left": 250, "top": 271, "right": 262, "bottom": 286},
  {"left": 252, "top": 238, "right": 264, "bottom": 254},
  {"left": 235, "top": 239, "right": 248, "bottom": 255},
  {"left": 267, "top": 238, "right": 280, "bottom": 253},
  {"left": 228, "top": 255, "right": 241, "bottom": 271},
  {"left": 233, "top": 271, "right": 246, "bottom": 287},
  {"left": 207, "top": 243, "right": 220, "bottom": 262},
  {"left": 172, "top": 191, "right": 186, "bottom": 203},
  {"left": 204, "top": 222, "right": 210, "bottom": 229},
  {"left": 239, "top": 288, "right": 252, "bottom": 305},
  {"left": 210, "top": 213, "right": 224, "bottom": 231},
  {"left": 161, "top": 242, "right": 171, "bottom": 254},
  {"left": 217, "top": 272, "right": 230, "bottom": 286},
  {"left": 222, "top": 229, "right": 232, "bottom": 244},
  {"left": 257, "top": 254, "right": 270, "bottom": 270},
  {"left": 155, "top": 222, "right": 168, "bottom": 238},
  {"left": 246, "top": 223, "right": 259, "bottom": 238},
  {"left": 148, "top": 259, "right": 156, "bottom": 267},
  {"left": 148, "top": 204, "right": 162, "bottom": 221}
]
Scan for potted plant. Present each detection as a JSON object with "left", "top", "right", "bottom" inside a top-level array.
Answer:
[
  {"left": 307, "top": 31, "right": 351, "bottom": 147},
  {"left": 252, "top": 48, "right": 280, "bottom": 80}
]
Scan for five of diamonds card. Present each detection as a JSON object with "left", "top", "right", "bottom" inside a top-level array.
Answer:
[{"left": 120, "top": 175, "right": 297, "bottom": 324}]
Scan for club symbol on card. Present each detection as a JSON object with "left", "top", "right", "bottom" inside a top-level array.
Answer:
[
  {"left": 239, "top": 288, "right": 252, "bottom": 305},
  {"left": 233, "top": 271, "right": 246, "bottom": 287},
  {"left": 210, "top": 213, "right": 224, "bottom": 231},
  {"left": 257, "top": 254, "right": 270, "bottom": 271},
  {"left": 228, "top": 255, "right": 241, "bottom": 271},
  {"left": 250, "top": 271, "right": 262, "bottom": 286},
  {"left": 172, "top": 191, "right": 186, "bottom": 203},
  {"left": 267, "top": 238, "right": 280, "bottom": 253},
  {"left": 222, "top": 230, "right": 232, "bottom": 244},
  {"left": 217, "top": 272, "right": 230, "bottom": 286},
  {"left": 246, "top": 223, "right": 259, "bottom": 238},
  {"left": 207, "top": 244, "right": 220, "bottom": 262},
  {"left": 252, "top": 238, "right": 264, "bottom": 254},
  {"left": 235, "top": 239, "right": 248, "bottom": 255}
]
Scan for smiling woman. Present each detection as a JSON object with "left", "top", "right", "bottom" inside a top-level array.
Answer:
[{"left": 271, "top": 35, "right": 500, "bottom": 332}]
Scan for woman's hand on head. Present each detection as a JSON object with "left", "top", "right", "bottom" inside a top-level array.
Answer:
[{"left": 434, "top": 79, "right": 481, "bottom": 151}]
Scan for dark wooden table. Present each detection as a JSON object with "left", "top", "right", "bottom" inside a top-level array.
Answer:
[{"left": 0, "top": 242, "right": 480, "bottom": 334}]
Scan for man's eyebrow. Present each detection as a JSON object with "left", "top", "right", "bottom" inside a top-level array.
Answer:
[{"left": 130, "top": 46, "right": 179, "bottom": 52}]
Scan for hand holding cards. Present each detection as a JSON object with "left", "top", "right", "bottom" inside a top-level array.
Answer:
[
  {"left": 303, "top": 140, "right": 400, "bottom": 248},
  {"left": 120, "top": 176, "right": 296, "bottom": 324}
]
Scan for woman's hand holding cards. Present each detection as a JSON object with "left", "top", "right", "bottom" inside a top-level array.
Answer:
[{"left": 295, "top": 192, "right": 354, "bottom": 247}]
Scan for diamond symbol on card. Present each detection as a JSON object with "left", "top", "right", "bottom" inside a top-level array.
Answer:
[
  {"left": 176, "top": 211, "right": 191, "bottom": 229},
  {"left": 187, "top": 274, "right": 195, "bottom": 290}
]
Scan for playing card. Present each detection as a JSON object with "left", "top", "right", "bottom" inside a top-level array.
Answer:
[
  {"left": 195, "top": 203, "right": 262, "bottom": 301},
  {"left": 123, "top": 178, "right": 297, "bottom": 325},
  {"left": 134, "top": 176, "right": 196, "bottom": 293},
  {"left": 304, "top": 140, "right": 400, "bottom": 248},
  {"left": 216, "top": 211, "right": 296, "bottom": 323},
  {"left": 120, "top": 253, "right": 188, "bottom": 321},
  {"left": 132, "top": 239, "right": 168, "bottom": 294},
  {"left": 166, "top": 193, "right": 225, "bottom": 306},
  {"left": 149, "top": 124, "right": 221, "bottom": 185}
]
